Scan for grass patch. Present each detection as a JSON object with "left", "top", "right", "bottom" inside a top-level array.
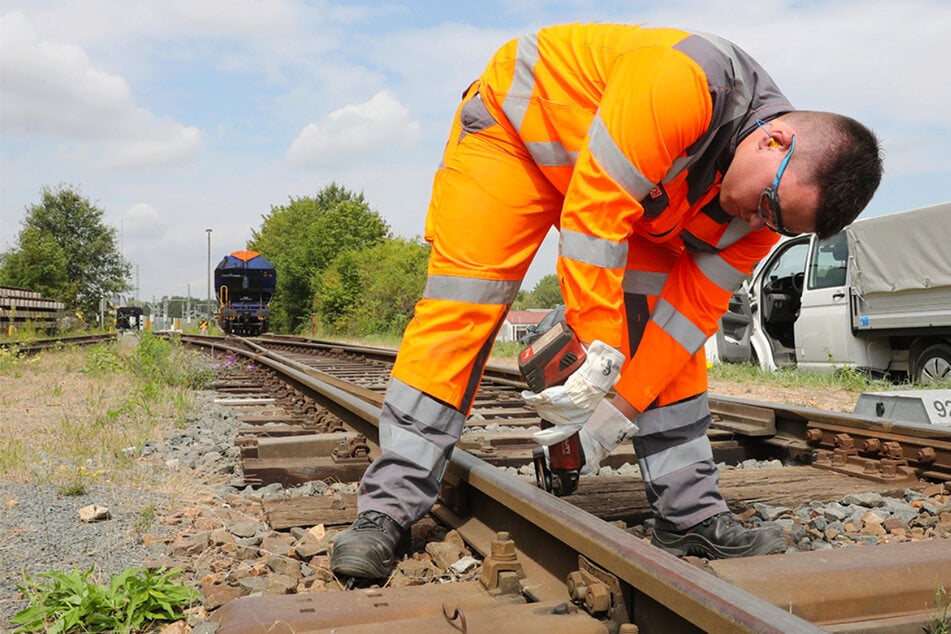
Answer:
[
  {"left": 0, "top": 344, "right": 21, "bottom": 374},
  {"left": 56, "top": 465, "right": 106, "bottom": 497},
  {"left": 310, "top": 331, "right": 403, "bottom": 350},
  {"left": 133, "top": 504, "right": 158, "bottom": 540},
  {"left": 0, "top": 334, "right": 216, "bottom": 490},
  {"left": 707, "top": 361, "right": 893, "bottom": 393},
  {"left": 12, "top": 566, "right": 197, "bottom": 633},
  {"left": 126, "top": 333, "right": 217, "bottom": 390},
  {"left": 929, "top": 585, "right": 950, "bottom": 634}
]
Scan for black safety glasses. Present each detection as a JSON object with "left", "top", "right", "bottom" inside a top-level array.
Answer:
[{"left": 755, "top": 119, "right": 800, "bottom": 237}]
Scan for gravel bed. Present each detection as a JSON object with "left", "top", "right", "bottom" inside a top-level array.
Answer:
[
  {"left": 0, "top": 391, "right": 242, "bottom": 629},
  {"left": 0, "top": 482, "right": 177, "bottom": 623}
]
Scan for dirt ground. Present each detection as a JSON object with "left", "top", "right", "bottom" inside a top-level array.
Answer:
[{"left": 706, "top": 377, "right": 860, "bottom": 413}]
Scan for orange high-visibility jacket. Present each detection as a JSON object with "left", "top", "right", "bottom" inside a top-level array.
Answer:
[{"left": 477, "top": 24, "right": 788, "bottom": 410}]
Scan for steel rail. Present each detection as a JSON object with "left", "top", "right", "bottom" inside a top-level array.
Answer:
[
  {"left": 1, "top": 333, "right": 117, "bottom": 355},
  {"left": 444, "top": 443, "right": 823, "bottom": 633},
  {"left": 710, "top": 394, "right": 951, "bottom": 481}
]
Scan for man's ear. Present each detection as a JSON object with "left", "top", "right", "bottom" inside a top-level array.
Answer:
[{"left": 769, "top": 124, "right": 795, "bottom": 149}]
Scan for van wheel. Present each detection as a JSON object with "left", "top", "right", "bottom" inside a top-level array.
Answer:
[{"left": 914, "top": 343, "right": 951, "bottom": 384}]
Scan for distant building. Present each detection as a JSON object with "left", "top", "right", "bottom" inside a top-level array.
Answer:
[{"left": 497, "top": 309, "right": 550, "bottom": 343}]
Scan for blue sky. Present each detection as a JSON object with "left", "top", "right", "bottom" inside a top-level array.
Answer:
[{"left": 2, "top": 0, "right": 950, "bottom": 303}]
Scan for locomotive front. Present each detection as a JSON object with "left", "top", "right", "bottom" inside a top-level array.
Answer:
[{"left": 214, "top": 250, "right": 276, "bottom": 336}]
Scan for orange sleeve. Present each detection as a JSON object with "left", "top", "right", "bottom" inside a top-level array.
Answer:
[
  {"left": 558, "top": 45, "right": 713, "bottom": 348},
  {"left": 614, "top": 228, "right": 781, "bottom": 411}
]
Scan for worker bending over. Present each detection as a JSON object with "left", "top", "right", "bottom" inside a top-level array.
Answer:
[{"left": 331, "top": 22, "right": 883, "bottom": 580}]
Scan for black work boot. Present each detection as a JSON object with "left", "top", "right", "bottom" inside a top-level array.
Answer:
[
  {"left": 651, "top": 512, "right": 787, "bottom": 559},
  {"left": 330, "top": 511, "right": 408, "bottom": 579}
]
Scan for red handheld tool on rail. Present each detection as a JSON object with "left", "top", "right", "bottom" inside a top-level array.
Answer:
[{"left": 518, "top": 320, "right": 587, "bottom": 496}]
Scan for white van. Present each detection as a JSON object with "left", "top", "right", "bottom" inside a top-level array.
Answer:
[{"left": 708, "top": 201, "right": 951, "bottom": 383}]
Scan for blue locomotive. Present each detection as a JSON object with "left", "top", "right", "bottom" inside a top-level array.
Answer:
[{"left": 214, "top": 250, "right": 276, "bottom": 336}]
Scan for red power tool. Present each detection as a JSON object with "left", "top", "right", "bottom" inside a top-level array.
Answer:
[{"left": 519, "top": 320, "right": 587, "bottom": 496}]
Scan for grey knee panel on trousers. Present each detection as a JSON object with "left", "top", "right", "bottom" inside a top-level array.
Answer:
[
  {"left": 633, "top": 394, "right": 728, "bottom": 528},
  {"left": 358, "top": 378, "right": 466, "bottom": 527}
]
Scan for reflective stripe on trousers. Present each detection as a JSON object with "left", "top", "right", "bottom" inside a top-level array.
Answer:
[{"left": 622, "top": 251, "right": 729, "bottom": 529}]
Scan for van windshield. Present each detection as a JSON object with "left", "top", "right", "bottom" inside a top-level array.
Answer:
[{"left": 764, "top": 242, "right": 808, "bottom": 282}]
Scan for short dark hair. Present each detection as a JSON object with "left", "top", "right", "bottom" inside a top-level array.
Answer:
[{"left": 784, "top": 111, "right": 884, "bottom": 239}]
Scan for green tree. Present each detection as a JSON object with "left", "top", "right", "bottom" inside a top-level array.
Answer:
[
  {"left": 529, "top": 274, "right": 563, "bottom": 308},
  {"left": 312, "top": 250, "right": 362, "bottom": 328},
  {"left": 0, "top": 227, "right": 69, "bottom": 299},
  {"left": 315, "top": 237, "right": 429, "bottom": 336},
  {"left": 249, "top": 183, "right": 390, "bottom": 332},
  {"left": 0, "top": 185, "right": 131, "bottom": 319},
  {"left": 511, "top": 289, "right": 532, "bottom": 310}
]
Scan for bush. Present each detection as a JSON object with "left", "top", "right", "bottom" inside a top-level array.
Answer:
[{"left": 126, "top": 333, "right": 215, "bottom": 389}]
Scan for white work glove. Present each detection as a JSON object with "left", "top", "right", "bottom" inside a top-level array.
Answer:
[
  {"left": 524, "top": 340, "right": 625, "bottom": 443},
  {"left": 578, "top": 399, "right": 639, "bottom": 474}
]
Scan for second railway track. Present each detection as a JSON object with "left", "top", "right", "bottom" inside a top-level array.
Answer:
[{"left": 177, "top": 332, "right": 951, "bottom": 633}]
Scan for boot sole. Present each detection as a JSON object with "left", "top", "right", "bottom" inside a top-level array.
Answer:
[
  {"left": 330, "top": 553, "right": 395, "bottom": 580},
  {"left": 651, "top": 532, "right": 787, "bottom": 559}
]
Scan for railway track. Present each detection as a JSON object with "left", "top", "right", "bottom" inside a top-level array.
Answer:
[
  {"left": 0, "top": 333, "right": 116, "bottom": 355},
  {"left": 160, "top": 334, "right": 951, "bottom": 630}
]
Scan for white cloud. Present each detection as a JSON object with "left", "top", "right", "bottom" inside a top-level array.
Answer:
[
  {"left": 11, "top": 0, "right": 299, "bottom": 43},
  {"left": 103, "top": 123, "right": 203, "bottom": 168},
  {"left": 0, "top": 10, "right": 203, "bottom": 167},
  {"left": 124, "top": 202, "right": 162, "bottom": 231},
  {"left": 1, "top": 12, "right": 131, "bottom": 138},
  {"left": 286, "top": 90, "right": 421, "bottom": 165},
  {"left": 724, "top": 0, "right": 951, "bottom": 128},
  {"left": 157, "top": 0, "right": 298, "bottom": 36}
]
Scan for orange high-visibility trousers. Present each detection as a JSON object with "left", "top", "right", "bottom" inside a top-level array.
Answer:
[
  {"left": 391, "top": 86, "right": 564, "bottom": 413},
  {"left": 357, "top": 86, "right": 570, "bottom": 525},
  {"left": 360, "top": 85, "right": 716, "bottom": 527}
]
